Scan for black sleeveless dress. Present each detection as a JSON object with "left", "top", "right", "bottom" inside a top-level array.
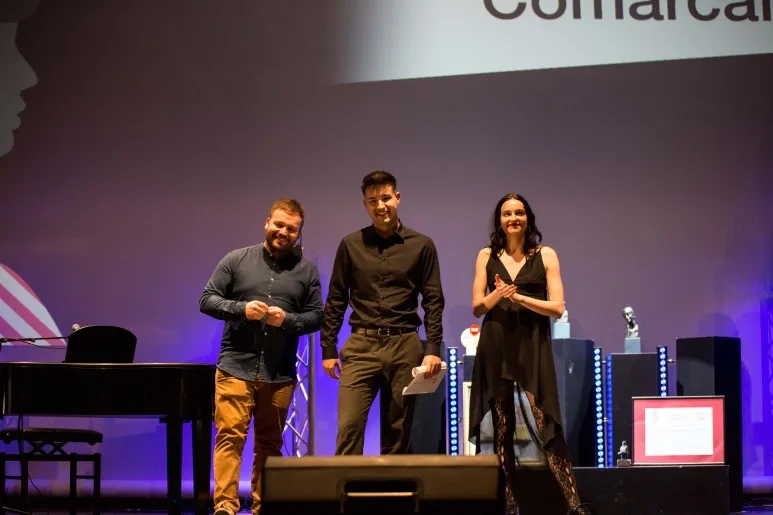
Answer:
[{"left": 468, "top": 248, "right": 564, "bottom": 455}]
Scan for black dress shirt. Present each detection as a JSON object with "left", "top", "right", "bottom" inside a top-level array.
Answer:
[
  {"left": 321, "top": 222, "right": 445, "bottom": 359},
  {"left": 200, "top": 244, "right": 323, "bottom": 382}
]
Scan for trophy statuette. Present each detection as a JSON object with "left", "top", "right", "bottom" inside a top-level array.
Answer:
[
  {"left": 622, "top": 306, "right": 641, "bottom": 353},
  {"left": 617, "top": 440, "right": 631, "bottom": 467}
]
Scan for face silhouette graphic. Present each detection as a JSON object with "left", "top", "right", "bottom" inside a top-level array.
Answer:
[{"left": 0, "top": 0, "right": 39, "bottom": 158}]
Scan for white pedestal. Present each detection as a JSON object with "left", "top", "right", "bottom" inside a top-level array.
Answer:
[
  {"left": 463, "top": 381, "right": 475, "bottom": 455},
  {"left": 552, "top": 322, "right": 570, "bottom": 339},
  {"left": 624, "top": 337, "right": 641, "bottom": 353}
]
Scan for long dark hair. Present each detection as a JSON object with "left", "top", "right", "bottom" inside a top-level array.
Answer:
[{"left": 488, "top": 193, "right": 542, "bottom": 259}]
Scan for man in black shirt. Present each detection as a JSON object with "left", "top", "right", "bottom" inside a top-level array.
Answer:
[
  {"left": 321, "top": 171, "right": 445, "bottom": 455},
  {"left": 200, "top": 198, "right": 323, "bottom": 515}
]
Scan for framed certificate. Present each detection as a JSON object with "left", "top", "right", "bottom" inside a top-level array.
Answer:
[{"left": 632, "top": 396, "right": 725, "bottom": 465}]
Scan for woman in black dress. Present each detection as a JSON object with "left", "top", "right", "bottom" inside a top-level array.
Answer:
[{"left": 469, "top": 193, "right": 588, "bottom": 514}]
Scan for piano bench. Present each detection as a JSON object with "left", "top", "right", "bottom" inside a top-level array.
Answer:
[{"left": 0, "top": 428, "right": 102, "bottom": 515}]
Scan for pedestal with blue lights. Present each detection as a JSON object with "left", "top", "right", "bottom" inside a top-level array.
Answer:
[
  {"left": 551, "top": 338, "right": 598, "bottom": 467},
  {"left": 604, "top": 351, "right": 661, "bottom": 467}
]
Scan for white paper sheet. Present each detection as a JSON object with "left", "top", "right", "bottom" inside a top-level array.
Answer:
[
  {"left": 644, "top": 407, "right": 714, "bottom": 456},
  {"left": 401, "top": 361, "right": 448, "bottom": 395}
]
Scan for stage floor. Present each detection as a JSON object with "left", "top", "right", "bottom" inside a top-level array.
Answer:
[
  {"left": 3, "top": 463, "right": 770, "bottom": 515},
  {"left": 512, "top": 464, "right": 733, "bottom": 515},
  {"left": 11, "top": 509, "right": 773, "bottom": 515},
  {"left": 5, "top": 498, "right": 773, "bottom": 515}
]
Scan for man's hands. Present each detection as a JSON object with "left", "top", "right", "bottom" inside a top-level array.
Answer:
[
  {"left": 323, "top": 358, "right": 341, "bottom": 379},
  {"left": 245, "top": 300, "right": 269, "bottom": 320},
  {"left": 266, "top": 306, "right": 286, "bottom": 327},
  {"left": 245, "top": 301, "right": 286, "bottom": 327},
  {"left": 421, "top": 354, "right": 442, "bottom": 378}
]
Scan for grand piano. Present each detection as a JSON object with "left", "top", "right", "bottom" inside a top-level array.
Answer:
[{"left": 0, "top": 362, "right": 215, "bottom": 515}]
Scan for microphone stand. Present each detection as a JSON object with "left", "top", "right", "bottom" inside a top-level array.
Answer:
[
  {"left": 0, "top": 336, "right": 69, "bottom": 515},
  {"left": 0, "top": 335, "right": 69, "bottom": 349}
]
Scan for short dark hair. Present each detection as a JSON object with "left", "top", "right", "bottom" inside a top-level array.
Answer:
[
  {"left": 361, "top": 170, "right": 397, "bottom": 196},
  {"left": 269, "top": 198, "right": 305, "bottom": 226}
]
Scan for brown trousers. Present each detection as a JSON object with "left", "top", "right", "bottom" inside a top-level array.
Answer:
[
  {"left": 213, "top": 368, "right": 296, "bottom": 515},
  {"left": 335, "top": 331, "right": 425, "bottom": 455}
]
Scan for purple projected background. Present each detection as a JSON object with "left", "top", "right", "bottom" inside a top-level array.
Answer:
[{"left": 1, "top": 0, "right": 773, "bottom": 496}]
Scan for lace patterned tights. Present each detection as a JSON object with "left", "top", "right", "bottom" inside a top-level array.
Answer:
[
  {"left": 491, "top": 399, "right": 518, "bottom": 515},
  {"left": 530, "top": 405, "right": 588, "bottom": 514},
  {"left": 490, "top": 396, "right": 588, "bottom": 515}
]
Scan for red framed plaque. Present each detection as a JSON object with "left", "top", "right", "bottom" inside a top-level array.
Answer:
[{"left": 632, "top": 396, "right": 725, "bottom": 465}]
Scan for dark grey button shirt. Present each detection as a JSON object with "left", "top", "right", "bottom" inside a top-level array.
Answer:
[
  {"left": 321, "top": 222, "right": 445, "bottom": 359},
  {"left": 200, "top": 244, "right": 323, "bottom": 382}
]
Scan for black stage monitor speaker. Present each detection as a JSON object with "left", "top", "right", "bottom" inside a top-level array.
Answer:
[{"left": 261, "top": 455, "right": 501, "bottom": 515}]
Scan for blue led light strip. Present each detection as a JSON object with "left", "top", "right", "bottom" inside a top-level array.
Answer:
[
  {"left": 593, "top": 347, "right": 605, "bottom": 467},
  {"left": 605, "top": 353, "right": 613, "bottom": 468},
  {"left": 446, "top": 346, "right": 459, "bottom": 455},
  {"left": 657, "top": 346, "right": 668, "bottom": 397}
]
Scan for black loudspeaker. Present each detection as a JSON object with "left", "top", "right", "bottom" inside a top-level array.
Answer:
[
  {"left": 261, "top": 455, "right": 501, "bottom": 515},
  {"left": 552, "top": 338, "right": 596, "bottom": 466},
  {"left": 676, "top": 336, "right": 742, "bottom": 513},
  {"left": 606, "top": 353, "right": 659, "bottom": 464},
  {"left": 408, "top": 341, "right": 446, "bottom": 454}
]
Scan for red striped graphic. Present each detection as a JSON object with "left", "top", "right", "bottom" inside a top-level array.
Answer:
[{"left": 0, "top": 263, "right": 66, "bottom": 347}]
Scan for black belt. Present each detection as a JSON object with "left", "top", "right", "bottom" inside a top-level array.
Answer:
[{"left": 353, "top": 327, "right": 417, "bottom": 337}]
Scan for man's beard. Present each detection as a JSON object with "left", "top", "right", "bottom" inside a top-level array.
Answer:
[{"left": 269, "top": 234, "right": 291, "bottom": 252}]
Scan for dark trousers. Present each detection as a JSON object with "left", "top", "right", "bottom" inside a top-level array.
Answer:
[{"left": 335, "top": 331, "right": 425, "bottom": 455}]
